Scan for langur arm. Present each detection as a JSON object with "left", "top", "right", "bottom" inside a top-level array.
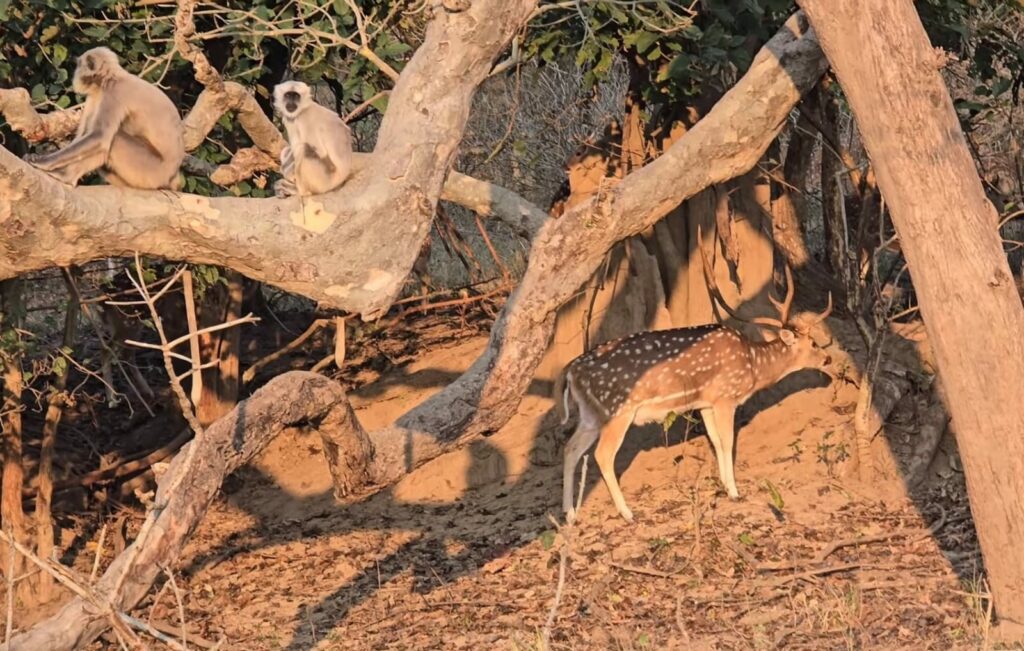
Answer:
[
  {"left": 323, "top": 125, "right": 354, "bottom": 181},
  {"left": 30, "top": 101, "right": 122, "bottom": 170},
  {"left": 279, "top": 145, "right": 296, "bottom": 180}
]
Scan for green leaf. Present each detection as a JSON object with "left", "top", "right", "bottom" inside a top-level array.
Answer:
[
  {"left": 738, "top": 532, "right": 755, "bottom": 546},
  {"left": 52, "top": 356, "right": 67, "bottom": 377},
  {"left": 762, "top": 479, "right": 784, "bottom": 510},
  {"left": 30, "top": 83, "right": 47, "bottom": 102},
  {"left": 539, "top": 529, "right": 556, "bottom": 550},
  {"left": 53, "top": 44, "right": 69, "bottom": 66},
  {"left": 665, "top": 53, "right": 691, "bottom": 81},
  {"left": 633, "top": 31, "right": 658, "bottom": 54}
]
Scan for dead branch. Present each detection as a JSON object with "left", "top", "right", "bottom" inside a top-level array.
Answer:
[
  {"left": 766, "top": 562, "right": 862, "bottom": 587},
  {"left": 243, "top": 318, "right": 331, "bottom": 385},
  {"left": 9, "top": 372, "right": 364, "bottom": 651},
  {"left": 21, "top": 428, "right": 192, "bottom": 500}
]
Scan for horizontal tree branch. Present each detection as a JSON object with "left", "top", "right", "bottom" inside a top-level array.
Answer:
[{"left": 0, "top": 0, "right": 541, "bottom": 319}]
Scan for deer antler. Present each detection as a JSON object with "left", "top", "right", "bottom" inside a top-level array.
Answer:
[{"left": 696, "top": 224, "right": 788, "bottom": 328}]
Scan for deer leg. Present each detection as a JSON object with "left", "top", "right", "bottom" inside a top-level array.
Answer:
[
  {"left": 699, "top": 407, "right": 729, "bottom": 495},
  {"left": 712, "top": 403, "right": 740, "bottom": 499},
  {"left": 593, "top": 413, "right": 636, "bottom": 523},
  {"left": 562, "top": 415, "right": 600, "bottom": 522}
]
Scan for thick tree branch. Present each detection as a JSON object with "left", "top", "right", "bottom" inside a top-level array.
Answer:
[
  {"left": 442, "top": 171, "right": 547, "bottom": 239},
  {"left": 363, "top": 12, "right": 829, "bottom": 482},
  {"left": 8, "top": 372, "right": 360, "bottom": 651},
  {"left": 0, "top": 89, "right": 81, "bottom": 143},
  {"left": 0, "top": 0, "right": 540, "bottom": 319}
]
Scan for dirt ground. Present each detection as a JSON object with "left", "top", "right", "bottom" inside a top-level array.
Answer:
[{"left": 75, "top": 324, "right": 989, "bottom": 651}]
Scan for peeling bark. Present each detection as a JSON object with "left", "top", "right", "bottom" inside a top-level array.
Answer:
[{"left": 0, "top": 0, "right": 538, "bottom": 319}]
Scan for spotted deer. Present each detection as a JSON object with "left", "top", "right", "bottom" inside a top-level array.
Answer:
[{"left": 557, "top": 238, "right": 833, "bottom": 523}]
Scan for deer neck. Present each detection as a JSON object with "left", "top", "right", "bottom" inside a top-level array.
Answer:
[{"left": 749, "top": 338, "right": 801, "bottom": 389}]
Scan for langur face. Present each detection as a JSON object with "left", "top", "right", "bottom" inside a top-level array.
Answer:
[{"left": 274, "top": 81, "right": 311, "bottom": 119}]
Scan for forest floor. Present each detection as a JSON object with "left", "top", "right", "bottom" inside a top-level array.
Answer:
[{"left": 19, "top": 306, "right": 993, "bottom": 650}]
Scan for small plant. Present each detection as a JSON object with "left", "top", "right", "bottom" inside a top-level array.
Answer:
[
  {"left": 648, "top": 537, "right": 671, "bottom": 552},
  {"left": 787, "top": 439, "right": 803, "bottom": 462},
  {"left": 816, "top": 430, "right": 850, "bottom": 477},
  {"left": 761, "top": 479, "right": 785, "bottom": 511}
]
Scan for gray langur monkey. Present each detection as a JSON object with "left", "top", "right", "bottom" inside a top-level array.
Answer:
[
  {"left": 273, "top": 81, "right": 353, "bottom": 198},
  {"left": 27, "top": 47, "right": 185, "bottom": 190}
]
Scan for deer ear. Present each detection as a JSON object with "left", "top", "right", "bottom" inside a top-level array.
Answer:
[{"left": 779, "top": 329, "right": 797, "bottom": 346}]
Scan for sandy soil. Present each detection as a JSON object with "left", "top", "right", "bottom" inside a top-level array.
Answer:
[{"left": 131, "top": 333, "right": 987, "bottom": 650}]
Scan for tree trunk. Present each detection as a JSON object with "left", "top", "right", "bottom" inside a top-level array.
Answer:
[
  {"left": 33, "top": 271, "right": 81, "bottom": 603},
  {"left": 0, "top": 279, "right": 30, "bottom": 605},
  {"left": 801, "top": 0, "right": 1024, "bottom": 637},
  {"left": 773, "top": 111, "right": 815, "bottom": 267},
  {"left": 195, "top": 269, "right": 244, "bottom": 427}
]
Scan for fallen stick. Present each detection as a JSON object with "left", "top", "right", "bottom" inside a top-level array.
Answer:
[
  {"left": 767, "top": 562, "right": 862, "bottom": 587},
  {"left": 21, "top": 429, "right": 192, "bottom": 499}
]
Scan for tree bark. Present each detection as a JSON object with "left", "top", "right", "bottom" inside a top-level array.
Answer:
[
  {"left": 365, "top": 12, "right": 828, "bottom": 483},
  {"left": 0, "top": 280, "right": 31, "bottom": 605},
  {"left": 195, "top": 270, "right": 244, "bottom": 427},
  {"left": 773, "top": 112, "right": 815, "bottom": 267},
  {"left": 800, "top": 0, "right": 1024, "bottom": 636},
  {"left": 33, "top": 273, "right": 81, "bottom": 603},
  {"left": 0, "top": 0, "right": 538, "bottom": 319}
]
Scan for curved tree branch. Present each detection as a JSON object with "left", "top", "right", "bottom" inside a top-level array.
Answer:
[
  {"left": 0, "top": 0, "right": 540, "bottom": 319},
  {"left": 363, "top": 11, "right": 829, "bottom": 483}
]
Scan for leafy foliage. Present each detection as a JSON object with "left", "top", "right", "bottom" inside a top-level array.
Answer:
[{"left": 523, "top": 0, "right": 794, "bottom": 107}]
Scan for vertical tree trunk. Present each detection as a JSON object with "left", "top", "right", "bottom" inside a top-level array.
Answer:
[
  {"left": 801, "top": 0, "right": 1024, "bottom": 636},
  {"left": 0, "top": 279, "right": 30, "bottom": 604},
  {"left": 773, "top": 112, "right": 816, "bottom": 268},
  {"left": 34, "top": 271, "right": 81, "bottom": 602},
  {"left": 195, "top": 270, "right": 244, "bottom": 427}
]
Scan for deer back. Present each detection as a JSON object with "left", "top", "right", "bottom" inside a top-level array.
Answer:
[{"left": 565, "top": 325, "right": 761, "bottom": 422}]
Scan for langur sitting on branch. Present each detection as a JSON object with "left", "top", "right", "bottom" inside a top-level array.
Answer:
[
  {"left": 273, "top": 81, "right": 354, "bottom": 198},
  {"left": 27, "top": 47, "right": 185, "bottom": 190}
]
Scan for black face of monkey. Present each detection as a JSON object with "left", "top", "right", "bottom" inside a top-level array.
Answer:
[{"left": 283, "top": 91, "right": 301, "bottom": 114}]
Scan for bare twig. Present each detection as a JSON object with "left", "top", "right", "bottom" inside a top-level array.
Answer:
[
  {"left": 162, "top": 567, "right": 188, "bottom": 650},
  {"left": 242, "top": 319, "right": 330, "bottom": 385},
  {"left": 609, "top": 562, "right": 680, "bottom": 579},
  {"left": 90, "top": 524, "right": 108, "bottom": 585},
  {"left": 767, "top": 562, "right": 862, "bottom": 587},
  {"left": 541, "top": 456, "right": 587, "bottom": 649},
  {"left": 181, "top": 271, "right": 204, "bottom": 408}
]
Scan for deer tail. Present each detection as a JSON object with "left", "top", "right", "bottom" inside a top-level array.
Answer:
[{"left": 553, "top": 370, "right": 572, "bottom": 425}]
